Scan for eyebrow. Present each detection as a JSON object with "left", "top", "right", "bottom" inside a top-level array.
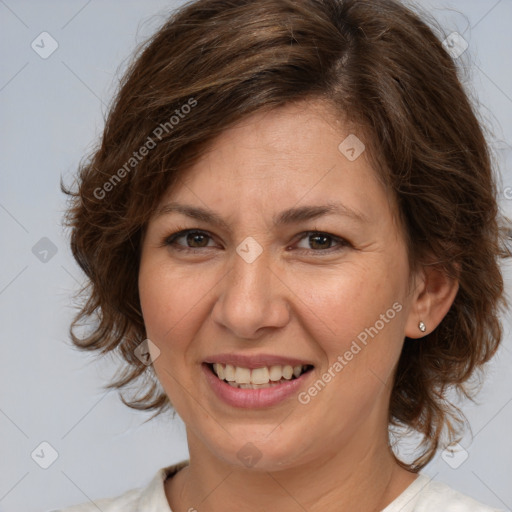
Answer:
[{"left": 154, "top": 201, "right": 369, "bottom": 228}]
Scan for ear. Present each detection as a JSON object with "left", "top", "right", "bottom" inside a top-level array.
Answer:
[{"left": 404, "top": 263, "right": 459, "bottom": 339}]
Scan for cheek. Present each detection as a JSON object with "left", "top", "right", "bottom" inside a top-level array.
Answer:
[
  {"left": 138, "top": 260, "right": 212, "bottom": 414},
  {"left": 138, "top": 262, "right": 190, "bottom": 348},
  {"left": 288, "top": 258, "right": 407, "bottom": 395},
  {"left": 138, "top": 259, "right": 225, "bottom": 362},
  {"left": 289, "top": 261, "right": 400, "bottom": 342}
]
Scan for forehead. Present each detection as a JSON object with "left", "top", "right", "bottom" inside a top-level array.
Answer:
[{"left": 161, "top": 101, "right": 388, "bottom": 216}]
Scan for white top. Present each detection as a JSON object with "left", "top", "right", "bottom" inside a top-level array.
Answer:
[{"left": 54, "top": 460, "right": 504, "bottom": 512}]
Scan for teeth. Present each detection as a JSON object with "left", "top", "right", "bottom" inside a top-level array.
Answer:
[
  {"left": 269, "top": 365, "right": 282, "bottom": 381},
  {"left": 234, "top": 366, "right": 251, "bottom": 384},
  {"left": 211, "top": 363, "right": 309, "bottom": 385},
  {"left": 282, "top": 365, "right": 293, "bottom": 379},
  {"left": 213, "top": 363, "right": 225, "bottom": 380},
  {"left": 224, "top": 364, "right": 236, "bottom": 381},
  {"left": 251, "top": 367, "right": 270, "bottom": 384}
]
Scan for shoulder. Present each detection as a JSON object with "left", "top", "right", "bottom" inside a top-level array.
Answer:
[
  {"left": 53, "top": 487, "right": 141, "bottom": 512},
  {"left": 398, "top": 474, "right": 505, "bottom": 512},
  {"left": 416, "top": 476, "right": 504, "bottom": 511},
  {"left": 52, "top": 460, "right": 189, "bottom": 512}
]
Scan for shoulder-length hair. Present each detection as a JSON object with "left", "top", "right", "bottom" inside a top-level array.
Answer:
[{"left": 63, "top": 0, "right": 511, "bottom": 471}]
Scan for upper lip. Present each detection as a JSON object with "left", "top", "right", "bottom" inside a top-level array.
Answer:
[{"left": 204, "top": 353, "right": 314, "bottom": 369}]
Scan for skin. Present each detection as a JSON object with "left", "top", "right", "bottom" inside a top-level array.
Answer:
[{"left": 138, "top": 99, "right": 459, "bottom": 512}]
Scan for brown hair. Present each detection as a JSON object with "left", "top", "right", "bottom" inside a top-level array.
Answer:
[{"left": 63, "top": 0, "right": 511, "bottom": 471}]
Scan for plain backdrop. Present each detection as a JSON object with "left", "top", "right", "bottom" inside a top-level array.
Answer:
[{"left": 0, "top": 1, "right": 511, "bottom": 511}]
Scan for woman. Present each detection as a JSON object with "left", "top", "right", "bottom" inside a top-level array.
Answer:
[{"left": 60, "top": 0, "right": 510, "bottom": 510}]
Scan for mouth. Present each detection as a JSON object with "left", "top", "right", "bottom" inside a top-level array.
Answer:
[{"left": 205, "top": 362, "right": 315, "bottom": 389}]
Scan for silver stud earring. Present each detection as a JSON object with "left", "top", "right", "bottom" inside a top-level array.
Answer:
[{"left": 418, "top": 321, "right": 426, "bottom": 333}]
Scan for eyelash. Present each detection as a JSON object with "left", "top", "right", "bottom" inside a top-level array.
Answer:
[{"left": 162, "top": 227, "right": 351, "bottom": 255}]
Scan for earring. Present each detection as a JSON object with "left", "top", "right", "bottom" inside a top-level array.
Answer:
[{"left": 418, "top": 321, "right": 426, "bottom": 333}]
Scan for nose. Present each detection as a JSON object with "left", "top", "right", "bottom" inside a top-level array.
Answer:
[{"left": 211, "top": 249, "right": 291, "bottom": 340}]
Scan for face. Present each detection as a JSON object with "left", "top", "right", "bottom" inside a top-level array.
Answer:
[{"left": 138, "top": 100, "right": 418, "bottom": 471}]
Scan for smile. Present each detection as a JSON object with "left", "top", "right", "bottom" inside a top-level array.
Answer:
[
  {"left": 202, "top": 361, "right": 315, "bottom": 408},
  {"left": 209, "top": 363, "right": 313, "bottom": 388}
]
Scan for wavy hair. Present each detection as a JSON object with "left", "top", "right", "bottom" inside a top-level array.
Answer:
[{"left": 62, "top": 0, "right": 511, "bottom": 471}]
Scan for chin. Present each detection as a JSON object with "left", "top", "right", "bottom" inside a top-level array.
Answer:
[{"left": 202, "top": 425, "right": 313, "bottom": 473}]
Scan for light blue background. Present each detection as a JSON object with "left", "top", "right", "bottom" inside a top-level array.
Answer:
[{"left": 1, "top": 1, "right": 511, "bottom": 511}]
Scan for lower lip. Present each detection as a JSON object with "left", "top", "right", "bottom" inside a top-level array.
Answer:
[{"left": 202, "top": 363, "right": 313, "bottom": 409}]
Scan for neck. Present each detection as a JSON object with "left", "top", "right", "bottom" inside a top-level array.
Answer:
[{"left": 165, "top": 424, "right": 417, "bottom": 512}]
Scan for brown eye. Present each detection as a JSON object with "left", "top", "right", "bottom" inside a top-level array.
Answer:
[
  {"left": 186, "top": 231, "right": 210, "bottom": 247},
  {"left": 164, "top": 229, "right": 216, "bottom": 250},
  {"left": 295, "top": 231, "right": 348, "bottom": 252},
  {"left": 308, "top": 234, "right": 332, "bottom": 250}
]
